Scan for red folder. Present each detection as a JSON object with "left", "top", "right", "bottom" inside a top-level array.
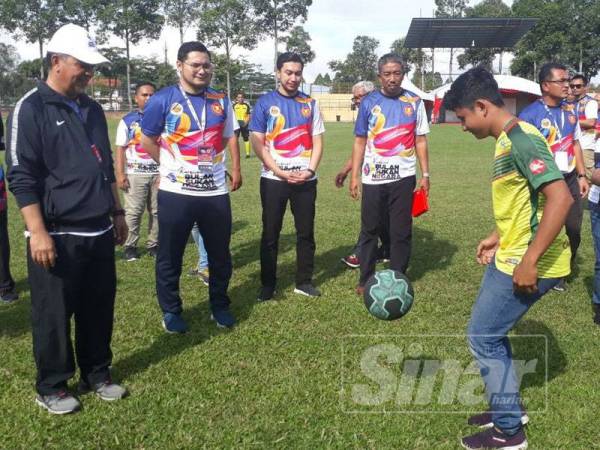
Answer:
[{"left": 412, "top": 188, "right": 429, "bottom": 217}]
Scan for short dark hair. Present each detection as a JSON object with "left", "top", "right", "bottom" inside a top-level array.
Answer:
[
  {"left": 538, "top": 62, "right": 567, "bottom": 85},
  {"left": 377, "top": 53, "right": 406, "bottom": 74},
  {"left": 443, "top": 66, "right": 504, "bottom": 111},
  {"left": 135, "top": 82, "right": 156, "bottom": 94},
  {"left": 276, "top": 52, "right": 304, "bottom": 70},
  {"left": 177, "top": 41, "right": 211, "bottom": 62},
  {"left": 571, "top": 73, "right": 588, "bottom": 85}
]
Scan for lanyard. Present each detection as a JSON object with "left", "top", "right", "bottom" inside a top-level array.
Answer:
[
  {"left": 178, "top": 85, "right": 207, "bottom": 133},
  {"left": 540, "top": 99, "right": 564, "bottom": 140}
]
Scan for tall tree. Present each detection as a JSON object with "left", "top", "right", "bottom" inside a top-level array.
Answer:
[
  {"left": 252, "top": 0, "right": 312, "bottom": 84},
  {"left": 457, "top": 0, "right": 511, "bottom": 72},
  {"left": 284, "top": 25, "right": 315, "bottom": 64},
  {"left": 98, "top": 0, "right": 164, "bottom": 110},
  {"left": 511, "top": 0, "right": 600, "bottom": 80},
  {"left": 63, "top": 0, "right": 102, "bottom": 32},
  {"left": 390, "top": 36, "right": 432, "bottom": 89},
  {"left": 329, "top": 35, "right": 380, "bottom": 86},
  {"left": 0, "top": 0, "right": 66, "bottom": 79},
  {"left": 210, "top": 54, "right": 272, "bottom": 97},
  {"left": 162, "top": 0, "right": 201, "bottom": 44},
  {"left": 197, "top": 0, "right": 259, "bottom": 98},
  {"left": 435, "top": 0, "right": 469, "bottom": 80}
]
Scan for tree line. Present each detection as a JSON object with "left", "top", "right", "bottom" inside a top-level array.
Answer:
[
  {"left": 324, "top": 0, "right": 600, "bottom": 92},
  {"left": 0, "top": 0, "right": 314, "bottom": 108}
]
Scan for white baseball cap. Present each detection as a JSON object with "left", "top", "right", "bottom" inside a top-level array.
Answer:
[{"left": 47, "top": 23, "right": 110, "bottom": 65}]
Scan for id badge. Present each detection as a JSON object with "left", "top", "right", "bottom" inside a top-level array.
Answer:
[
  {"left": 555, "top": 151, "right": 569, "bottom": 172},
  {"left": 197, "top": 145, "right": 215, "bottom": 173}
]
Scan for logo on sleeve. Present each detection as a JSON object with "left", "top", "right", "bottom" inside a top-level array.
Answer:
[{"left": 529, "top": 159, "right": 546, "bottom": 175}]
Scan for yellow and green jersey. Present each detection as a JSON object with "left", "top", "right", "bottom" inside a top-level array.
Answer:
[
  {"left": 492, "top": 120, "right": 571, "bottom": 278},
  {"left": 234, "top": 101, "right": 251, "bottom": 123}
]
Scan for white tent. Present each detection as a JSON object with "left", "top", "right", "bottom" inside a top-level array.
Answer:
[
  {"left": 432, "top": 74, "right": 541, "bottom": 123},
  {"left": 402, "top": 78, "right": 435, "bottom": 102}
]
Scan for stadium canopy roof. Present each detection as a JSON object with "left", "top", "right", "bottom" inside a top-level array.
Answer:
[{"left": 404, "top": 18, "right": 537, "bottom": 49}]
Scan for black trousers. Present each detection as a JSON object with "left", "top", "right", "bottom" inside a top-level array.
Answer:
[
  {"left": 156, "top": 190, "right": 232, "bottom": 314},
  {"left": 564, "top": 171, "right": 583, "bottom": 264},
  {"left": 352, "top": 210, "right": 390, "bottom": 256},
  {"left": 359, "top": 176, "right": 416, "bottom": 285},
  {"left": 260, "top": 177, "right": 317, "bottom": 288},
  {"left": 0, "top": 209, "right": 15, "bottom": 293},
  {"left": 28, "top": 230, "right": 116, "bottom": 395}
]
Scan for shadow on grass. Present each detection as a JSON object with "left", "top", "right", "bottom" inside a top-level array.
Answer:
[
  {"left": 407, "top": 227, "right": 459, "bottom": 282},
  {"left": 512, "top": 319, "right": 568, "bottom": 387},
  {"left": 0, "top": 278, "right": 31, "bottom": 337}
]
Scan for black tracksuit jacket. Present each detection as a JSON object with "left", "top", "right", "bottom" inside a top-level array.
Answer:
[{"left": 6, "top": 82, "right": 116, "bottom": 232}]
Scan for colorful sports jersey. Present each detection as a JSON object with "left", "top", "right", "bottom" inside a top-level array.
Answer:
[
  {"left": 493, "top": 120, "right": 570, "bottom": 278},
  {"left": 115, "top": 110, "right": 159, "bottom": 175},
  {"left": 589, "top": 141, "right": 600, "bottom": 204},
  {"left": 575, "top": 94, "right": 598, "bottom": 150},
  {"left": 234, "top": 101, "right": 251, "bottom": 123},
  {"left": 249, "top": 90, "right": 325, "bottom": 181},
  {"left": 354, "top": 89, "right": 430, "bottom": 185},
  {"left": 141, "top": 85, "right": 237, "bottom": 197},
  {"left": 518, "top": 99, "right": 581, "bottom": 174}
]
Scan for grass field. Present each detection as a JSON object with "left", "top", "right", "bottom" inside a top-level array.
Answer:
[{"left": 1, "top": 121, "right": 599, "bottom": 449}]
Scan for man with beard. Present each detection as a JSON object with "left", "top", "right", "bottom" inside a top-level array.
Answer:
[
  {"left": 6, "top": 24, "right": 128, "bottom": 413},
  {"left": 141, "top": 41, "right": 241, "bottom": 332}
]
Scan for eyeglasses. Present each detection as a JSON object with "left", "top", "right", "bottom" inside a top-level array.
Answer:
[
  {"left": 545, "top": 79, "right": 570, "bottom": 85},
  {"left": 183, "top": 61, "right": 213, "bottom": 72},
  {"left": 569, "top": 83, "right": 584, "bottom": 89}
]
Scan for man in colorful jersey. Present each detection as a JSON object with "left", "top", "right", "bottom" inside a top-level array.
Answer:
[
  {"left": 233, "top": 92, "right": 252, "bottom": 158},
  {"left": 519, "top": 62, "right": 589, "bottom": 292},
  {"left": 140, "top": 41, "right": 242, "bottom": 333},
  {"left": 0, "top": 113, "right": 18, "bottom": 303},
  {"left": 350, "top": 53, "right": 430, "bottom": 294},
  {"left": 250, "top": 52, "right": 325, "bottom": 301},
  {"left": 570, "top": 74, "right": 598, "bottom": 180},
  {"left": 115, "top": 82, "right": 159, "bottom": 261},
  {"left": 444, "top": 67, "right": 572, "bottom": 450},
  {"left": 336, "top": 81, "right": 390, "bottom": 270},
  {"left": 589, "top": 142, "right": 600, "bottom": 325}
]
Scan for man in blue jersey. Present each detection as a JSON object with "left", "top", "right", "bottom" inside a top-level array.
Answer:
[
  {"left": 519, "top": 62, "right": 589, "bottom": 292},
  {"left": 336, "top": 80, "right": 390, "bottom": 270},
  {"left": 250, "top": 52, "right": 325, "bottom": 301},
  {"left": 140, "top": 41, "right": 242, "bottom": 333},
  {"left": 350, "top": 53, "right": 430, "bottom": 294},
  {"left": 115, "top": 82, "right": 159, "bottom": 261}
]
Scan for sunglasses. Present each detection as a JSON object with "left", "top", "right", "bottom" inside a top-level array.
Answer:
[{"left": 569, "top": 84, "right": 584, "bottom": 89}]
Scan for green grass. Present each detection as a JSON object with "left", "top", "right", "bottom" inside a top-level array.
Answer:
[{"left": 1, "top": 122, "right": 599, "bottom": 449}]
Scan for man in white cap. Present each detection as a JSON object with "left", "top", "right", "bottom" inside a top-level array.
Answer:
[{"left": 6, "top": 23, "right": 128, "bottom": 414}]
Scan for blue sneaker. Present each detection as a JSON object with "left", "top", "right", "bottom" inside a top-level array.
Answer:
[
  {"left": 211, "top": 309, "right": 236, "bottom": 329},
  {"left": 162, "top": 312, "right": 188, "bottom": 334}
]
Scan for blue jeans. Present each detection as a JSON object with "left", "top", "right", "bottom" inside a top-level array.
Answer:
[
  {"left": 590, "top": 202, "right": 600, "bottom": 305},
  {"left": 467, "top": 261, "right": 559, "bottom": 434},
  {"left": 191, "top": 223, "right": 208, "bottom": 271}
]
